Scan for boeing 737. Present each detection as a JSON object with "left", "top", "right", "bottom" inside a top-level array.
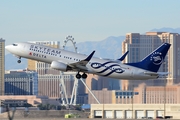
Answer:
[{"left": 5, "top": 42, "right": 171, "bottom": 80}]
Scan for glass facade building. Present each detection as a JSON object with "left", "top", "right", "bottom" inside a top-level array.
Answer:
[{"left": 4, "top": 70, "right": 38, "bottom": 95}]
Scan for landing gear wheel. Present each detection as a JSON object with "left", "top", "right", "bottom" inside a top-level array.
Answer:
[
  {"left": 76, "top": 73, "right": 81, "bottom": 79},
  {"left": 82, "top": 73, "right": 87, "bottom": 79},
  {"left": 17, "top": 60, "right": 21, "bottom": 63}
]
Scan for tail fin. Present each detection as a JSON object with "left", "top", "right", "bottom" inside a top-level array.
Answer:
[{"left": 126, "top": 43, "right": 171, "bottom": 72}]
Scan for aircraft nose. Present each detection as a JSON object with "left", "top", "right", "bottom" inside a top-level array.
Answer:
[{"left": 5, "top": 45, "right": 12, "bottom": 52}]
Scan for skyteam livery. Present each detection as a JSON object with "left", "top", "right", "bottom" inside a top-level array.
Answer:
[{"left": 5, "top": 42, "right": 171, "bottom": 80}]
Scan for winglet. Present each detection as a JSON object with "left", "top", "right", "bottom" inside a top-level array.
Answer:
[
  {"left": 84, "top": 51, "right": 95, "bottom": 61},
  {"left": 117, "top": 51, "right": 129, "bottom": 61}
]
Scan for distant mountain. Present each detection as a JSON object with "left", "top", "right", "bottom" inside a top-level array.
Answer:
[
  {"left": 150, "top": 27, "right": 180, "bottom": 33},
  {"left": 65, "top": 36, "right": 125, "bottom": 59}
]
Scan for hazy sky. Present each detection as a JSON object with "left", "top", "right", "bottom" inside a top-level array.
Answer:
[{"left": 1, "top": 0, "right": 180, "bottom": 46}]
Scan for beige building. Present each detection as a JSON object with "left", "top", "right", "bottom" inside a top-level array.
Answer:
[
  {"left": 0, "top": 38, "right": 5, "bottom": 95},
  {"left": 91, "top": 104, "right": 180, "bottom": 119},
  {"left": 88, "top": 88, "right": 114, "bottom": 104},
  {"left": 88, "top": 89, "right": 137, "bottom": 104},
  {"left": 134, "top": 83, "right": 180, "bottom": 104},
  {"left": 85, "top": 74, "right": 121, "bottom": 94},
  {"left": 88, "top": 84, "right": 180, "bottom": 104},
  {"left": 85, "top": 74, "right": 99, "bottom": 93},
  {"left": 121, "top": 32, "right": 180, "bottom": 90},
  {"left": 86, "top": 75, "right": 110, "bottom": 91}
]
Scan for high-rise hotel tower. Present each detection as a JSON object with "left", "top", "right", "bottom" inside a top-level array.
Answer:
[{"left": 0, "top": 38, "right": 5, "bottom": 95}]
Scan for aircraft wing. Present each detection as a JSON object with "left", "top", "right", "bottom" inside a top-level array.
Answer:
[{"left": 68, "top": 51, "right": 95, "bottom": 71}]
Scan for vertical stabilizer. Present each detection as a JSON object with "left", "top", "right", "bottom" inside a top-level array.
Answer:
[{"left": 126, "top": 43, "right": 171, "bottom": 72}]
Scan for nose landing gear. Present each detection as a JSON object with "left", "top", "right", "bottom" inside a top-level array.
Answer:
[
  {"left": 17, "top": 60, "right": 21, "bottom": 63},
  {"left": 17, "top": 57, "right": 21, "bottom": 63}
]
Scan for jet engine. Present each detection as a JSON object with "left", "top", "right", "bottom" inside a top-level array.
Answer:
[{"left": 51, "top": 61, "right": 68, "bottom": 71}]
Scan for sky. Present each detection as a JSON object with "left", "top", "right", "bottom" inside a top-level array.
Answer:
[{"left": 1, "top": 0, "right": 180, "bottom": 46}]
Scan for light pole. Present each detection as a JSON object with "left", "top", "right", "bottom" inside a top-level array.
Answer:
[
  {"left": 132, "top": 94, "right": 133, "bottom": 119},
  {"left": 164, "top": 78, "right": 166, "bottom": 119},
  {"left": 102, "top": 80, "right": 104, "bottom": 118},
  {"left": 132, "top": 85, "right": 134, "bottom": 119},
  {"left": 102, "top": 90, "right": 104, "bottom": 118}
]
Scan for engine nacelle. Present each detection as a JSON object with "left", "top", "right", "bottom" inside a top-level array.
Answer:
[{"left": 51, "top": 61, "right": 68, "bottom": 71}]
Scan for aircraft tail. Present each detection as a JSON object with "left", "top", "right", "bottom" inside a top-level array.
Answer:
[{"left": 126, "top": 43, "right": 171, "bottom": 72}]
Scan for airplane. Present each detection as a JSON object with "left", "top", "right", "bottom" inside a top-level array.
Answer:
[{"left": 5, "top": 42, "right": 171, "bottom": 80}]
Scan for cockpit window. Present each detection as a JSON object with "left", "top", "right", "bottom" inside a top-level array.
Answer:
[{"left": 12, "top": 43, "right": 18, "bottom": 46}]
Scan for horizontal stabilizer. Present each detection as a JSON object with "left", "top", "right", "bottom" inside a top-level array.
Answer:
[
  {"left": 144, "top": 72, "right": 158, "bottom": 76},
  {"left": 157, "top": 72, "right": 169, "bottom": 78},
  {"left": 144, "top": 72, "right": 169, "bottom": 78}
]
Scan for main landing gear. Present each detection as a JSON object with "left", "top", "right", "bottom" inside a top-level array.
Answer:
[
  {"left": 76, "top": 72, "right": 87, "bottom": 79},
  {"left": 17, "top": 57, "right": 21, "bottom": 63}
]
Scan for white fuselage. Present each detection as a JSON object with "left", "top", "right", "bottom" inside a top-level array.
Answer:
[{"left": 6, "top": 42, "right": 158, "bottom": 80}]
